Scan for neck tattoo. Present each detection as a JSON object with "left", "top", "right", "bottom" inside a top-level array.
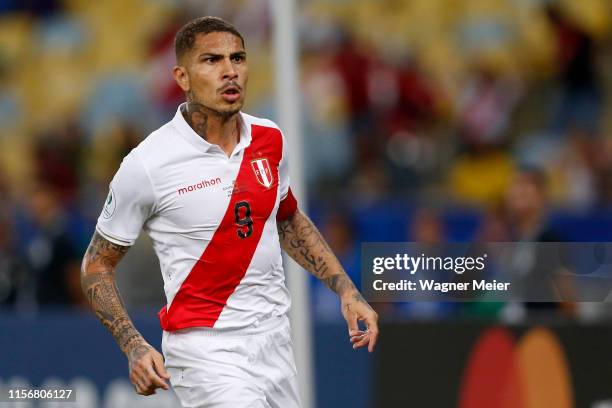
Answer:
[{"left": 182, "top": 102, "right": 209, "bottom": 141}]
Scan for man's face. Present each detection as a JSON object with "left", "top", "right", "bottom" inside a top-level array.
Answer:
[{"left": 176, "top": 31, "right": 248, "bottom": 117}]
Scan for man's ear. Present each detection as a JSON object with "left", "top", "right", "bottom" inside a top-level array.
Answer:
[{"left": 173, "top": 65, "right": 190, "bottom": 92}]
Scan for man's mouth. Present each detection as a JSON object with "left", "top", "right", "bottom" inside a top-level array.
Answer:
[{"left": 220, "top": 85, "right": 241, "bottom": 103}]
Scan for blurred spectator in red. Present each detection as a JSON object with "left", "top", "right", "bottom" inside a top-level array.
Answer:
[
  {"left": 457, "top": 62, "right": 522, "bottom": 148},
  {"left": 545, "top": 4, "right": 603, "bottom": 134},
  {"left": 333, "top": 32, "right": 372, "bottom": 133},
  {"left": 301, "top": 37, "right": 354, "bottom": 189},
  {"left": 369, "top": 55, "right": 437, "bottom": 136},
  {"left": 33, "top": 119, "right": 84, "bottom": 205},
  {"left": 147, "top": 13, "right": 185, "bottom": 120}
]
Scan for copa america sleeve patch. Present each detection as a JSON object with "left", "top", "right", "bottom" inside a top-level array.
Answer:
[
  {"left": 102, "top": 187, "right": 116, "bottom": 219},
  {"left": 276, "top": 188, "right": 298, "bottom": 221}
]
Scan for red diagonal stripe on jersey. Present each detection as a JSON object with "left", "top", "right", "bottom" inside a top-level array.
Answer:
[{"left": 159, "top": 125, "right": 283, "bottom": 331}]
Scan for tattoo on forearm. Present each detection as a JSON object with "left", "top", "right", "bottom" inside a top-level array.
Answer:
[
  {"left": 322, "top": 274, "right": 355, "bottom": 296},
  {"left": 128, "top": 343, "right": 152, "bottom": 364},
  {"left": 113, "top": 317, "right": 145, "bottom": 351},
  {"left": 278, "top": 214, "right": 331, "bottom": 278},
  {"left": 83, "top": 272, "right": 125, "bottom": 325},
  {"left": 277, "top": 212, "right": 360, "bottom": 298},
  {"left": 81, "top": 233, "right": 144, "bottom": 354},
  {"left": 277, "top": 218, "right": 291, "bottom": 243},
  {"left": 84, "top": 232, "right": 129, "bottom": 270}
]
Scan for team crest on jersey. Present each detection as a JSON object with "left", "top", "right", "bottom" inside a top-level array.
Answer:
[{"left": 250, "top": 158, "right": 274, "bottom": 188}]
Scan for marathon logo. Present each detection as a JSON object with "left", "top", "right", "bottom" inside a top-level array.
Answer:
[{"left": 177, "top": 177, "right": 222, "bottom": 195}]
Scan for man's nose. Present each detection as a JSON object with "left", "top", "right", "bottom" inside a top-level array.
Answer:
[{"left": 222, "top": 58, "right": 238, "bottom": 80}]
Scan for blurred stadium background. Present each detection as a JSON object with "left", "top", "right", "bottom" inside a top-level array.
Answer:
[{"left": 1, "top": 0, "right": 612, "bottom": 407}]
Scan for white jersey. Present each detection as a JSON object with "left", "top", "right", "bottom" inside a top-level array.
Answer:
[{"left": 96, "top": 103, "right": 298, "bottom": 331}]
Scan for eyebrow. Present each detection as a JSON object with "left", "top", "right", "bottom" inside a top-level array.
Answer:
[
  {"left": 198, "top": 51, "right": 246, "bottom": 59},
  {"left": 198, "top": 53, "right": 222, "bottom": 59}
]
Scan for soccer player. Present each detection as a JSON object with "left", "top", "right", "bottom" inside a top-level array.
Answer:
[{"left": 80, "top": 16, "right": 378, "bottom": 407}]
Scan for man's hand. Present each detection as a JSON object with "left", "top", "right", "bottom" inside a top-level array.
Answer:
[
  {"left": 277, "top": 211, "right": 380, "bottom": 352},
  {"left": 81, "top": 232, "right": 172, "bottom": 396},
  {"left": 127, "top": 342, "right": 171, "bottom": 396},
  {"left": 342, "top": 292, "right": 379, "bottom": 353}
]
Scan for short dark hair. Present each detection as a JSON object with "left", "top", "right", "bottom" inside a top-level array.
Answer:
[{"left": 174, "top": 16, "right": 245, "bottom": 62}]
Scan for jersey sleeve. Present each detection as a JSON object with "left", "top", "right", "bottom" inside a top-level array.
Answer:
[
  {"left": 95, "top": 150, "right": 156, "bottom": 246},
  {"left": 276, "top": 131, "right": 298, "bottom": 221}
]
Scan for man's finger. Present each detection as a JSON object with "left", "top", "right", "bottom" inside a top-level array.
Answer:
[
  {"left": 130, "top": 375, "right": 139, "bottom": 393},
  {"left": 352, "top": 334, "right": 370, "bottom": 349},
  {"left": 140, "top": 387, "right": 156, "bottom": 396},
  {"left": 350, "top": 330, "right": 368, "bottom": 343},
  {"left": 346, "top": 314, "right": 359, "bottom": 336},
  {"left": 133, "top": 376, "right": 148, "bottom": 395},
  {"left": 139, "top": 373, "right": 153, "bottom": 390},
  {"left": 130, "top": 371, "right": 145, "bottom": 389},
  {"left": 145, "top": 364, "right": 169, "bottom": 390},
  {"left": 367, "top": 328, "right": 379, "bottom": 352},
  {"left": 138, "top": 378, "right": 156, "bottom": 396},
  {"left": 145, "top": 382, "right": 158, "bottom": 395},
  {"left": 152, "top": 353, "right": 171, "bottom": 381},
  {"left": 365, "top": 316, "right": 379, "bottom": 352},
  {"left": 349, "top": 330, "right": 367, "bottom": 338}
]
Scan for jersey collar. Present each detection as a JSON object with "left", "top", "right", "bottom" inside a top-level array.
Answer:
[{"left": 172, "top": 103, "right": 252, "bottom": 155}]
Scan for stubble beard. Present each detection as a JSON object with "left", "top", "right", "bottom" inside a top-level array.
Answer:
[
  {"left": 217, "top": 90, "right": 245, "bottom": 120},
  {"left": 184, "top": 90, "right": 244, "bottom": 140},
  {"left": 188, "top": 91, "right": 243, "bottom": 119},
  {"left": 218, "top": 105, "right": 242, "bottom": 121}
]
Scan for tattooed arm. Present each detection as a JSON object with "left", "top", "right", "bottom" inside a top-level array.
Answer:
[
  {"left": 81, "top": 232, "right": 170, "bottom": 395},
  {"left": 278, "top": 210, "right": 379, "bottom": 352}
]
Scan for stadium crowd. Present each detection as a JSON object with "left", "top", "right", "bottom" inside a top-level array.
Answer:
[{"left": 0, "top": 0, "right": 611, "bottom": 322}]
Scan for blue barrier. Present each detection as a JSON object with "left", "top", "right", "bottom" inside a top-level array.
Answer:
[{"left": 0, "top": 311, "right": 373, "bottom": 408}]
